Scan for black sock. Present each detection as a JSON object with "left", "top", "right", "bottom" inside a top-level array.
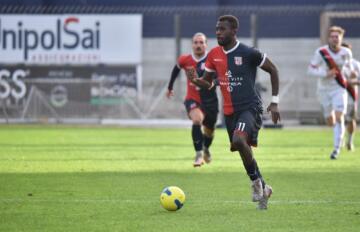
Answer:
[
  {"left": 242, "top": 157, "right": 259, "bottom": 181},
  {"left": 254, "top": 160, "right": 266, "bottom": 187},
  {"left": 192, "top": 125, "right": 203, "bottom": 151},
  {"left": 203, "top": 134, "right": 213, "bottom": 149}
]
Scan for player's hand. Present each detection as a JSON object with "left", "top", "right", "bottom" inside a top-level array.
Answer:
[
  {"left": 326, "top": 68, "right": 337, "bottom": 79},
  {"left": 349, "top": 78, "right": 360, "bottom": 86},
  {"left": 166, "top": 90, "right": 174, "bottom": 99},
  {"left": 184, "top": 66, "right": 198, "bottom": 82},
  {"left": 350, "top": 71, "right": 358, "bottom": 79},
  {"left": 267, "top": 103, "right": 281, "bottom": 124}
]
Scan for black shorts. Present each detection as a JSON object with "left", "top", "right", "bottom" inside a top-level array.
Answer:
[
  {"left": 184, "top": 99, "right": 218, "bottom": 130},
  {"left": 224, "top": 109, "right": 262, "bottom": 147}
]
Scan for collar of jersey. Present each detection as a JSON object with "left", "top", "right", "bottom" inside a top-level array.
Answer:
[
  {"left": 222, "top": 40, "right": 240, "bottom": 54},
  {"left": 327, "top": 44, "right": 341, "bottom": 54},
  {"left": 191, "top": 51, "right": 208, "bottom": 62}
]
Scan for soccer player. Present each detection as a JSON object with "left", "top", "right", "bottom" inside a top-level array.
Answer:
[
  {"left": 342, "top": 42, "right": 360, "bottom": 151},
  {"left": 308, "top": 26, "right": 353, "bottom": 159},
  {"left": 185, "top": 15, "right": 280, "bottom": 210},
  {"left": 166, "top": 32, "right": 219, "bottom": 167}
]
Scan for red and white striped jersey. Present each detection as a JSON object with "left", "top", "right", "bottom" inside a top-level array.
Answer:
[{"left": 308, "top": 45, "right": 353, "bottom": 90}]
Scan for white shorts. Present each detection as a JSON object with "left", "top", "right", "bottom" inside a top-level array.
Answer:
[{"left": 317, "top": 88, "right": 347, "bottom": 118}]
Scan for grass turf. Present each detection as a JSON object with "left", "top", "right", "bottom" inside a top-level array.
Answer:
[{"left": 0, "top": 125, "right": 359, "bottom": 232}]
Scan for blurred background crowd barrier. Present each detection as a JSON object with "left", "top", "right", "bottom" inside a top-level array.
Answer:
[{"left": 1, "top": 0, "right": 360, "bottom": 125}]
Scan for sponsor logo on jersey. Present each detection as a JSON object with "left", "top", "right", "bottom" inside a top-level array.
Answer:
[{"left": 219, "top": 70, "right": 243, "bottom": 92}]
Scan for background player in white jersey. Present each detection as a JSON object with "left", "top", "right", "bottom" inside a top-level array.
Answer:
[
  {"left": 342, "top": 42, "right": 360, "bottom": 151},
  {"left": 308, "top": 26, "right": 353, "bottom": 159}
]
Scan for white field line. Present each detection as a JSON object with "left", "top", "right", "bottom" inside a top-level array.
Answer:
[{"left": 0, "top": 198, "right": 360, "bottom": 205}]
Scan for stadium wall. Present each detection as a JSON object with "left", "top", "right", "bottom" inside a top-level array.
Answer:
[
  {"left": 142, "top": 37, "right": 360, "bottom": 122},
  {"left": 1, "top": 3, "right": 360, "bottom": 124}
]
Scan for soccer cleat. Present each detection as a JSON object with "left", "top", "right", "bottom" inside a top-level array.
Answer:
[
  {"left": 347, "top": 142, "right": 355, "bottom": 151},
  {"left": 251, "top": 178, "right": 264, "bottom": 202},
  {"left": 203, "top": 149, "right": 212, "bottom": 164},
  {"left": 257, "top": 184, "right": 273, "bottom": 210},
  {"left": 193, "top": 156, "right": 204, "bottom": 167},
  {"left": 330, "top": 150, "right": 340, "bottom": 160}
]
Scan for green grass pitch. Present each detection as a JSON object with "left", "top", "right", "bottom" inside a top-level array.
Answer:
[{"left": 0, "top": 125, "right": 359, "bottom": 232}]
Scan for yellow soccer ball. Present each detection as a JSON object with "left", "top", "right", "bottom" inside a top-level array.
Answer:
[{"left": 160, "top": 186, "right": 186, "bottom": 211}]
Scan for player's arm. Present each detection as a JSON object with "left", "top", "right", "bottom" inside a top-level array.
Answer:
[
  {"left": 185, "top": 67, "right": 215, "bottom": 90},
  {"left": 348, "top": 60, "right": 360, "bottom": 85},
  {"left": 260, "top": 57, "right": 281, "bottom": 124},
  {"left": 345, "top": 68, "right": 359, "bottom": 86},
  {"left": 349, "top": 79, "right": 360, "bottom": 85},
  {"left": 166, "top": 65, "right": 181, "bottom": 99},
  {"left": 307, "top": 50, "right": 336, "bottom": 79},
  {"left": 349, "top": 70, "right": 360, "bottom": 85}
]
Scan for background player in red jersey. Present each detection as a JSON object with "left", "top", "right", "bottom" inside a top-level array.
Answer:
[
  {"left": 186, "top": 15, "right": 280, "bottom": 210},
  {"left": 166, "top": 32, "right": 219, "bottom": 167}
]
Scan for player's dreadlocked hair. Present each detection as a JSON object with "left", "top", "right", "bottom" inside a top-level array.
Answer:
[{"left": 218, "top": 15, "right": 239, "bottom": 29}]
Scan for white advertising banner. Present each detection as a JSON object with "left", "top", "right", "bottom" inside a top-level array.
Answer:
[{"left": 0, "top": 14, "right": 142, "bottom": 65}]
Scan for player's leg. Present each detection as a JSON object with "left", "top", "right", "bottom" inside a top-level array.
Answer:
[
  {"left": 202, "top": 126, "right": 214, "bottom": 163},
  {"left": 202, "top": 110, "right": 218, "bottom": 164},
  {"left": 331, "top": 111, "right": 345, "bottom": 159},
  {"left": 188, "top": 107, "right": 205, "bottom": 167},
  {"left": 250, "top": 111, "right": 272, "bottom": 210},
  {"left": 318, "top": 90, "right": 334, "bottom": 126},
  {"left": 224, "top": 113, "right": 270, "bottom": 207},
  {"left": 346, "top": 118, "right": 356, "bottom": 151},
  {"left": 346, "top": 103, "right": 356, "bottom": 151},
  {"left": 326, "top": 112, "right": 335, "bottom": 126},
  {"left": 330, "top": 90, "right": 347, "bottom": 159},
  {"left": 226, "top": 110, "right": 266, "bottom": 203}
]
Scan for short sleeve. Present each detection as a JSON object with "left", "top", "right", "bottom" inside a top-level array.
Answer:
[
  {"left": 356, "top": 61, "right": 360, "bottom": 79},
  {"left": 348, "top": 48, "right": 353, "bottom": 60},
  {"left": 347, "top": 49, "right": 353, "bottom": 68},
  {"left": 177, "top": 55, "right": 187, "bottom": 69},
  {"left": 310, "top": 49, "right": 323, "bottom": 67},
  {"left": 250, "top": 47, "right": 266, "bottom": 67},
  {"left": 205, "top": 50, "right": 216, "bottom": 72},
  {"left": 343, "top": 48, "right": 353, "bottom": 74}
]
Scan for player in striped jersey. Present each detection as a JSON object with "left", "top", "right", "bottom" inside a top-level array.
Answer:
[
  {"left": 186, "top": 15, "right": 280, "bottom": 210},
  {"left": 166, "top": 32, "right": 219, "bottom": 167},
  {"left": 308, "top": 26, "right": 354, "bottom": 159},
  {"left": 342, "top": 42, "right": 360, "bottom": 151}
]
